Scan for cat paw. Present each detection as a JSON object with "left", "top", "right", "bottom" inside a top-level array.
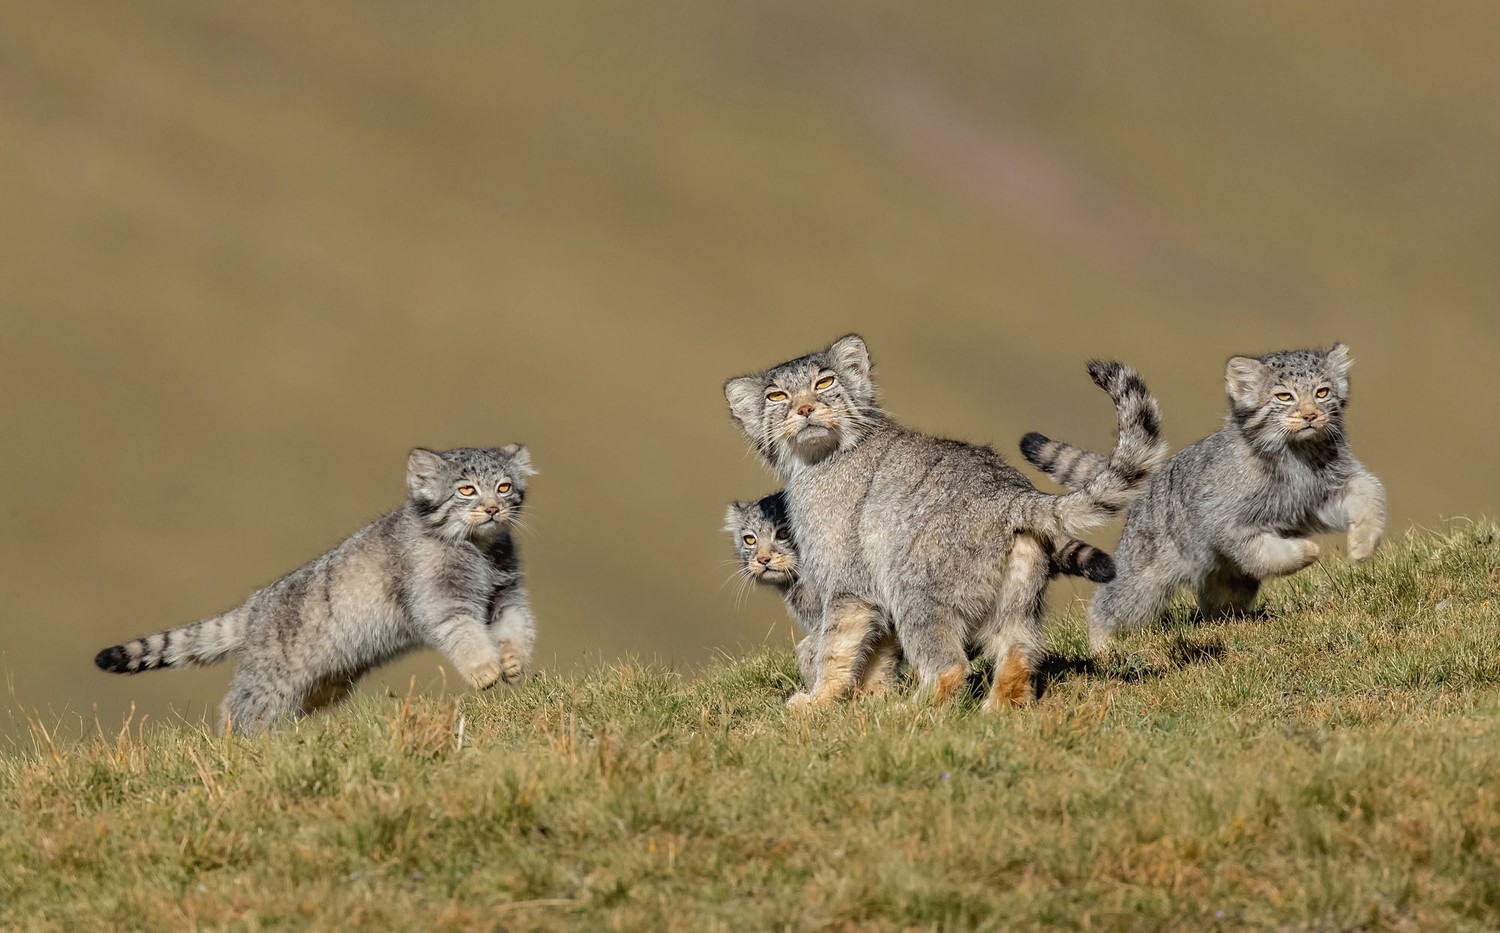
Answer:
[
  {"left": 498, "top": 651, "right": 526, "bottom": 684},
  {"left": 1347, "top": 526, "right": 1381, "bottom": 562},
  {"left": 1292, "top": 539, "right": 1321, "bottom": 571},
  {"left": 462, "top": 657, "right": 502, "bottom": 691},
  {"left": 785, "top": 691, "right": 815, "bottom": 711}
]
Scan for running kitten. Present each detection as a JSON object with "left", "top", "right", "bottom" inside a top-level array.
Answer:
[
  {"left": 1022, "top": 343, "right": 1386, "bottom": 650},
  {"left": 94, "top": 446, "right": 539, "bottom": 733},
  {"left": 726, "top": 492, "right": 1118, "bottom": 698},
  {"left": 724, "top": 335, "right": 1164, "bottom": 710}
]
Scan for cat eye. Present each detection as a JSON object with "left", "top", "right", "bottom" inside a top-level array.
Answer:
[
  {"left": 766, "top": 390, "right": 788, "bottom": 402},
  {"left": 742, "top": 534, "right": 756, "bottom": 546},
  {"left": 1315, "top": 387, "right": 1330, "bottom": 399},
  {"left": 497, "top": 482, "right": 512, "bottom": 494},
  {"left": 1274, "top": 392, "right": 1294, "bottom": 402},
  {"left": 814, "top": 375, "right": 835, "bottom": 390},
  {"left": 457, "top": 485, "right": 477, "bottom": 497},
  {"left": 775, "top": 528, "right": 791, "bottom": 540}
]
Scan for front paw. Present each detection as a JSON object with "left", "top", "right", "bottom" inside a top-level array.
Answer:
[
  {"left": 1291, "top": 539, "right": 1321, "bottom": 572},
  {"left": 785, "top": 691, "right": 815, "bottom": 711},
  {"left": 462, "top": 656, "right": 502, "bottom": 691},
  {"left": 498, "top": 650, "right": 526, "bottom": 684},
  {"left": 1348, "top": 525, "right": 1381, "bottom": 562}
]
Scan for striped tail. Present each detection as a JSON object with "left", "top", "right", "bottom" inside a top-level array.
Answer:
[
  {"left": 1049, "top": 538, "right": 1115, "bottom": 583},
  {"left": 1019, "top": 359, "right": 1167, "bottom": 538},
  {"left": 1020, "top": 434, "right": 1109, "bottom": 488},
  {"left": 93, "top": 609, "right": 247, "bottom": 675}
]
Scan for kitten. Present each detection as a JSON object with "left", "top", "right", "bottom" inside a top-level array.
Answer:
[
  {"left": 1021, "top": 343, "right": 1386, "bottom": 650},
  {"left": 724, "top": 492, "right": 899, "bottom": 697},
  {"left": 94, "top": 446, "right": 539, "bottom": 733},
  {"left": 726, "top": 492, "right": 1118, "bottom": 699},
  {"left": 724, "top": 336, "right": 1164, "bottom": 710}
]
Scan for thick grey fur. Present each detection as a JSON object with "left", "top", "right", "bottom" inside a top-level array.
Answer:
[
  {"left": 725, "top": 492, "right": 1119, "bottom": 690},
  {"left": 723, "top": 335, "right": 1165, "bottom": 708},
  {"left": 1022, "top": 343, "right": 1387, "bottom": 651},
  {"left": 94, "top": 446, "right": 539, "bottom": 733}
]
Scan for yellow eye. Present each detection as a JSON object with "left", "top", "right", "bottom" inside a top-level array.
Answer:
[
  {"left": 766, "top": 390, "right": 788, "bottom": 402},
  {"left": 458, "top": 485, "right": 477, "bottom": 496},
  {"left": 742, "top": 534, "right": 756, "bottom": 546},
  {"left": 815, "top": 375, "right": 835, "bottom": 390},
  {"left": 497, "top": 482, "right": 512, "bottom": 494},
  {"left": 1274, "top": 393, "right": 1294, "bottom": 403},
  {"left": 1315, "top": 387, "right": 1330, "bottom": 399}
]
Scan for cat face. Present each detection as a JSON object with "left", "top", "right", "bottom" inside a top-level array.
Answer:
[
  {"left": 406, "top": 445, "right": 534, "bottom": 541},
  {"left": 724, "top": 493, "right": 799, "bottom": 587},
  {"left": 723, "top": 334, "right": 879, "bottom": 473},
  {"left": 1225, "top": 343, "right": 1352, "bottom": 449}
]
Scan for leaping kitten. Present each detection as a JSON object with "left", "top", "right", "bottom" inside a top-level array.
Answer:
[
  {"left": 1021, "top": 343, "right": 1386, "bottom": 651},
  {"left": 94, "top": 446, "right": 539, "bottom": 733},
  {"left": 726, "top": 492, "right": 1119, "bottom": 697},
  {"left": 724, "top": 336, "right": 1165, "bottom": 710}
]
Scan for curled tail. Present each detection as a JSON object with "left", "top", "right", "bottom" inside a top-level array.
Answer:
[
  {"left": 1019, "top": 359, "right": 1166, "bottom": 537},
  {"left": 1049, "top": 538, "right": 1115, "bottom": 583},
  {"left": 94, "top": 609, "right": 247, "bottom": 675}
]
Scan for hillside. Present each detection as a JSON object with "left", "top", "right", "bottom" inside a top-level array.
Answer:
[{"left": 5, "top": 525, "right": 1499, "bottom": 930}]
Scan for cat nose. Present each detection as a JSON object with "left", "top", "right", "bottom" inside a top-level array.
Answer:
[
  {"left": 796, "top": 404, "right": 816, "bottom": 417},
  {"left": 484, "top": 505, "right": 501, "bottom": 515},
  {"left": 756, "top": 555, "right": 772, "bottom": 565}
]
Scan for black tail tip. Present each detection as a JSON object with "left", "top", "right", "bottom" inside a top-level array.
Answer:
[
  {"left": 94, "top": 646, "right": 130, "bottom": 673},
  {"left": 1019, "top": 431, "right": 1050, "bottom": 461},
  {"left": 1086, "top": 358, "right": 1123, "bottom": 388},
  {"left": 1083, "top": 554, "right": 1117, "bottom": 583}
]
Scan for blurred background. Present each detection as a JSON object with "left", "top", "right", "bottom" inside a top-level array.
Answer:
[{"left": 3, "top": 1, "right": 1497, "bottom": 735}]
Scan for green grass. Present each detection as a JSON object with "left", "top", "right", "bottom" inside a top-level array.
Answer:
[{"left": 5, "top": 524, "right": 1500, "bottom": 931}]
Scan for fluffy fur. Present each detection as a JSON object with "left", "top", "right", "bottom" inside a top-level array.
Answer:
[
  {"left": 94, "top": 446, "right": 539, "bottom": 733},
  {"left": 724, "top": 335, "right": 1164, "bottom": 709},
  {"left": 1023, "top": 343, "right": 1387, "bottom": 651}
]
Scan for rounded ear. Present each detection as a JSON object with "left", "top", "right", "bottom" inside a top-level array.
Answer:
[
  {"left": 724, "top": 502, "right": 749, "bottom": 534},
  {"left": 1224, "top": 356, "right": 1268, "bottom": 405},
  {"left": 827, "top": 333, "right": 871, "bottom": 381},
  {"left": 406, "top": 448, "right": 446, "bottom": 498},
  {"left": 1326, "top": 342, "right": 1352, "bottom": 376},
  {"left": 723, "top": 376, "right": 765, "bottom": 429},
  {"left": 500, "top": 443, "right": 536, "bottom": 476}
]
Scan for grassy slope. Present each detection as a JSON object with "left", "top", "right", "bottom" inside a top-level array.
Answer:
[{"left": 4, "top": 524, "right": 1500, "bottom": 931}]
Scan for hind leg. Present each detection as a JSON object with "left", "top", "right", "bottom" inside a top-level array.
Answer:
[
  {"left": 856, "top": 630, "right": 902, "bottom": 697},
  {"left": 1089, "top": 563, "right": 1180, "bottom": 653},
  {"left": 1196, "top": 565, "right": 1261, "bottom": 620},
  {"left": 220, "top": 665, "right": 304, "bottom": 735},
  {"left": 892, "top": 598, "right": 970, "bottom": 705},
  {"left": 792, "top": 596, "right": 881, "bottom": 709},
  {"left": 974, "top": 533, "right": 1049, "bottom": 710}
]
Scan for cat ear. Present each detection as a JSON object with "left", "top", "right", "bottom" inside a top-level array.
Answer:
[
  {"left": 827, "top": 334, "right": 871, "bottom": 383},
  {"left": 723, "top": 376, "right": 766, "bottom": 430},
  {"left": 1325, "top": 342, "right": 1352, "bottom": 377},
  {"left": 406, "top": 448, "right": 446, "bottom": 498},
  {"left": 724, "top": 502, "right": 749, "bottom": 533},
  {"left": 499, "top": 443, "right": 536, "bottom": 476},
  {"left": 1224, "top": 356, "right": 1268, "bottom": 405}
]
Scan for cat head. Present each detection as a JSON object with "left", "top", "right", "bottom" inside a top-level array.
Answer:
[
  {"left": 1224, "top": 343, "right": 1352, "bottom": 450},
  {"left": 723, "top": 492, "right": 799, "bottom": 588},
  {"left": 723, "top": 334, "right": 880, "bottom": 474},
  {"left": 405, "top": 444, "right": 534, "bottom": 541}
]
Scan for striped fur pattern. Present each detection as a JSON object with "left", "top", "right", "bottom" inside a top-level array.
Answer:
[
  {"left": 723, "top": 336, "right": 1161, "bottom": 710},
  {"left": 1087, "top": 343, "right": 1387, "bottom": 651},
  {"left": 94, "top": 445, "right": 539, "bottom": 733}
]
